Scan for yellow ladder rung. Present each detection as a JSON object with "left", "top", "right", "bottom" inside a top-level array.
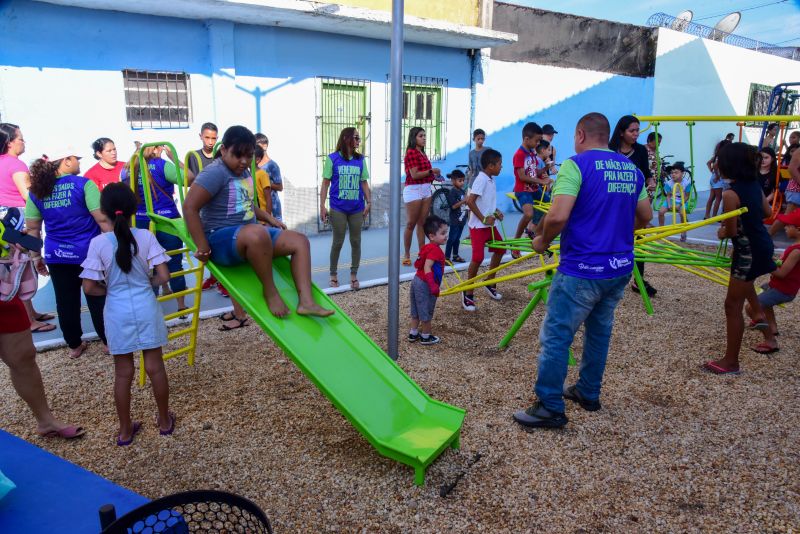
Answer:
[
  {"left": 167, "top": 327, "right": 194, "bottom": 340},
  {"left": 162, "top": 345, "right": 193, "bottom": 361},
  {"left": 157, "top": 287, "right": 197, "bottom": 302}
]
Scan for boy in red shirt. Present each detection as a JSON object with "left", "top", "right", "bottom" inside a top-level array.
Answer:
[
  {"left": 408, "top": 216, "right": 448, "bottom": 345},
  {"left": 747, "top": 210, "right": 800, "bottom": 354},
  {"left": 512, "top": 122, "right": 552, "bottom": 257}
]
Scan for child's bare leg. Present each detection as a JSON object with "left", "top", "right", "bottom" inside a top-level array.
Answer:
[
  {"left": 419, "top": 319, "right": 432, "bottom": 336},
  {"left": 114, "top": 354, "right": 135, "bottom": 440},
  {"left": 486, "top": 251, "right": 504, "bottom": 283},
  {"left": 514, "top": 205, "right": 533, "bottom": 239},
  {"left": 763, "top": 306, "right": 778, "bottom": 346},
  {"left": 274, "top": 231, "right": 333, "bottom": 317},
  {"left": 715, "top": 279, "right": 754, "bottom": 369},
  {"left": 658, "top": 206, "right": 667, "bottom": 226},
  {"left": 142, "top": 347, "right": 170, "bottom": 431},
  {"left": 466, "top": 258, "right": 480, "bottom": 298},
  {"left": 712, "top": 190, "right": 722, "bottom": 217},
  {"left": 236, "top": 225, "right": 288, "bottom": 317},
  {"left": 409, "top": 317, "right": 420, "bottom": 331}
]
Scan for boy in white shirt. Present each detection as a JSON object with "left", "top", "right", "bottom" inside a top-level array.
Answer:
[
  {"left": 658, "top": 161, "right": 692, "bottom": 240},
  {"left": 463, "top": 149, "right": 506, "bottom": 311}
]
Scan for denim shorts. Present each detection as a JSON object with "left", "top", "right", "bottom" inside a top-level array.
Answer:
[
  {"left": 206, "top": 224, "right": 282, "bottom": 267},
  {"left": 785, "top": 191, "right": 800, "bottom": 206},
  {"left": 516, "top": 191, "right": 534, "bottom": 206},
  {"left": 758, "top": 285, "right": 795, "bottom": 307}
]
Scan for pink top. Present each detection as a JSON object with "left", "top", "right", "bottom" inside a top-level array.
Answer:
[{"left": 0, "top": 154, "right": 28, "bottom": 207}]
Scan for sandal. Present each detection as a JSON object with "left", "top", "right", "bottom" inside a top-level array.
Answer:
[
  {"left": 402, "top": 257, "right": 412, "bottom": 266},
  {"left": 116, "top": 422, "right": 142, "bottom": 447},
  {"left": 157, "top": 411, "right": 176, "bottom": 436},
  {"left": 350, "top": 276, "right": 360, "bottom": 290},
  {"left": 31, "top": 322, "right": 57, "bottom": 333},
  {"left": 701, "top": 361, "right": 741, "bottom": 375},
  {"left": 219, "top": 317, "right": 249, "bottom": 331},
  {"left": 329, "top": 276, "right": 339, "bottom": 288},
  {"left": 37, "top": 425, "right": 86, "bottom": 440},
  {"left": 34, "top": 312, "right": 55, "bottom": 321},
  {"left": 751, "top": 343, "right": 779, "bottom": 355},
  {"left": 747, "top": 319, "right": 769, "bottom": 331},
  {"left": 219, "top": 311, "right": 236, "bottom": 321},
  {"left": 452, "top": 255, "right": 466, "bottom": 263}
]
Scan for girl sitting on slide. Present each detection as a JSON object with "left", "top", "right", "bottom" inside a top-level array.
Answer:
[{"left": 183, "top": 125, "right": 333, "bottom": 322}]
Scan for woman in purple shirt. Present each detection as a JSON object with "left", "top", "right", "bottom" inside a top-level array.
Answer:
[{"left": 25, "top": 149, "right": 110, "bottom": 358}]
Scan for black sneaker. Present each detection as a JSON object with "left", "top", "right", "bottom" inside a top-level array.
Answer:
[
  {"left": 563, "top": 384, "right": 602, "bottom": 412},
  {"left": 484, "top": 285, "right": 503, "bottom": 300},
  {"left": 512, "top": 401, "right": 568, "bottom": 429},
  {"left": 420, "top": 334, "right": 440, "bottom": 345},
  {"left": 630, "top": 281, "right": 657, "bottom": 297},
  {"left": 462, "top": 293, "right": 476, "bottom": 312},
  {"left": 407, "top": 332, "right": 420, "bottom": 343}
]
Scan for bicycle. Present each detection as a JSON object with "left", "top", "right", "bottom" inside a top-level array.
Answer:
[{"left": 430, "top": 164, "right": 469, "bottom": 220}]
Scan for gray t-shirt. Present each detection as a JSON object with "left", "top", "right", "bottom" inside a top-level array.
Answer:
[{"left": 193, "top": 159, "right": 256, "bottom": 233}]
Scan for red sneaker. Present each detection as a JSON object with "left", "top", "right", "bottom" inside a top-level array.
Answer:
[
  {"left": 202, "top": 276, "right": 218, "bottom": 291},
  {"left": 217, "top": 284, "right": 230, "bottom": 298}
]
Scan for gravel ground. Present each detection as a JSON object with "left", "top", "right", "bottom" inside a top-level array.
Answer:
[{"left": 1, "top": 248, "right": 798, "bottom": 532}]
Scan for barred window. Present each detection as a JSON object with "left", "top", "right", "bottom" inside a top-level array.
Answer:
[
  {"left": 386, "top": 75, "right": 447, "bottom": 162},
  {"left": 123, "top": 70, "right": 192, "bottom": 129}
]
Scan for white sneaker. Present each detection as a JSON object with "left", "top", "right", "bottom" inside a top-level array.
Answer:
[
  {"left": 462, "top": 293, "right": 476, "bottom": 312},
  {"left": 484, "top": 285, "right": 503, "bottom": 300}
]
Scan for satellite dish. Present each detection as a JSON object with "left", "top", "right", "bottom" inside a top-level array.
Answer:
[
  {"left": 710, "top": 12, "right": 741, "bottom": 41},
  {"left": 671, "top": 10, "right": 693, "bottom": 31}
]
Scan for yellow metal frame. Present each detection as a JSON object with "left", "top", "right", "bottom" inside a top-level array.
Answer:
[{"left": 128, "top": 143, "right": 206, "bottom": 386}]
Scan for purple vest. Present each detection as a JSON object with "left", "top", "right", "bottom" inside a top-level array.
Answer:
[
  {"left": 131, "top": 158, "right": 179, "bottom": 225},
  {"left": 328, "top": 152, "right": 365, "bottom": 214},
  {"left": 29, "top": 175, "right": 100, "bottom": 264},
  {"left": 559, "top": 150, "right": 644, "bottom": 279}
]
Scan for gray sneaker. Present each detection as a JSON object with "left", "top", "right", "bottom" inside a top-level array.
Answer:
[
  {"left": 512, "top": 401, "right": 568, "bottom": 429},
  {"left": 563, "top": 384, "right": 601, "bottom": 412}
]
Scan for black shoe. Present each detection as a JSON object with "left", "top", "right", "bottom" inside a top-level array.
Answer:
[
  {"left": 420, "top": 334, "right": 440, "bottom": 345},
  {"left": 407, "top": 332, "right": 420, "bottom": 343},
  {"left": 563, "top": 384, "right": 601, "bottom": 412},
  {"left": 512, "top": 401, "right": 568, "bottom": 429},
  {"left": 630, "top": 281, "right": 657, "bottom": 297}
]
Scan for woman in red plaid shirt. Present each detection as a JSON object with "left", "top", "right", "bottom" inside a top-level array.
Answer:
[{"left": 403, "top": 127, "right": 441, "bottom": 265}]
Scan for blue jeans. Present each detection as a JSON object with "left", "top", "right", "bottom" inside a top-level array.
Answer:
[
  {"left": 445, "top": 222, "right": 465, "bottom": 259},
  {"left": 534, "top": 271, "right": 630, "bottom": 413},
  {"left": 136, "top": 220, "right": 186, "bottom": 293}
]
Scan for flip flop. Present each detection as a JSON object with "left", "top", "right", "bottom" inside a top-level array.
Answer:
[
  {"left": 751, "top": 343, "right": 779, "bottom": 355},
  {"left": 218, "top": 311, "right": 236, "bottom": 322},
  {"left": 38, "top": 425, "right": 86, "bottom": 440},
  {"left": 116, "top": 422, "right": 142, "bottom": 447},
  {"left": 402, "top": 258, "right": 412, "bottom": 266},
  {"left": 219, "top": 317, "right": 249, "bottom": 331},
  {"left": 329, "top": 276, "right": 339, "bottom": 288},
  {"left": 157, "top": 411, "right": 176, "bottom": 436},
  {"left": 702, "top": 361, "right": 741, "bottom": 375},
  {"left": 34, "top": 312, "right": 55, "bottom": 321},
  {"left": 31, "top": 323, "right": 57, "bottom": 333},
  {"left": 350, "top": 277, "right": 360, "bottom": 290}
]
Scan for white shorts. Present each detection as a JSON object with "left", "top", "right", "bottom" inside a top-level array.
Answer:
[{"left": 403, "top": 183, "right": 432, "bottom": 203}]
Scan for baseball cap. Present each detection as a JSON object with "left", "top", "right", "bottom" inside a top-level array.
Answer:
[
  {"left": 776, "top": 210, "right": 800, "bottom": 227},
  {"left": 542, "top": 124, "right": 558, "bottom": 135},
  {"left": 46, "top": 145, "right": 82, "bottom": 162}
]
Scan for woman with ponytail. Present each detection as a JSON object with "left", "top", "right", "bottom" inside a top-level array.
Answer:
[
  {"left": 80, "top": 183, "right": 174, "bottom": 445},
  {"left": 25, "top": 147, "right": 110, "bottom": 358}
]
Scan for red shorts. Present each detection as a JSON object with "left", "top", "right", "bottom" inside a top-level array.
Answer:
[
  {"left": 0, "top": 296, "right": 31, "bottom": 334},
  {"left": 469, "top": 226, "right": 506, "bottom": 263}
]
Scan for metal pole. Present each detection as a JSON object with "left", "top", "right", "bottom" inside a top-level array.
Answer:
[{"left": 388, "top": 0, "right": 404, "bottom": 360}]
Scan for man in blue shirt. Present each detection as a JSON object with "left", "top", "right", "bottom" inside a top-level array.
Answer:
[{"left": 513, "top": 112, "right": 653, "bottom": 429}]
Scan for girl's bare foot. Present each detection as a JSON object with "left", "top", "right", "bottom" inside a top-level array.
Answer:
[
  {"left": 264, "top": 291, "right": 289, "bottom": 318},
  {"left": 70, "top": 342, "right": 88, "bottom": 359},
  {"left": 297, "top": 302, "right": 335, "bottom": 317}
]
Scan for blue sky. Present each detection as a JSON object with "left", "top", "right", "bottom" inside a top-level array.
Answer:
[{"left": 510, "top": 0, "right": 800, "bottom": 46}]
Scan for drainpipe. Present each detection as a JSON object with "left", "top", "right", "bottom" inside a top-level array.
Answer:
[{"left": 468, "top": 48, "right": 479, "bottom": 148}]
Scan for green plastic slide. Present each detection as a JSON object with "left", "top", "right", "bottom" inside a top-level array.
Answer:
[{"left": 151, "top": 215, "right": 465, "bottom": 485}]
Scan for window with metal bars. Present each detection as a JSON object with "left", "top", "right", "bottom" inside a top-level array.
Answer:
[
  {"left": 745, "top": 82, "right": 799, "bottom": 128},
  {"left": 122, "top": 70, "right": 192, "bottom": 129},
  {"left": 385, "top": 75, "right": 447, "bottom": 162}
]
